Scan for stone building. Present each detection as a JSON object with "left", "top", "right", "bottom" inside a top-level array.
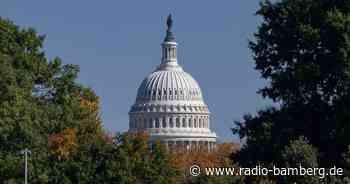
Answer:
[{"left": 129, "top": 15, "right": 216, "bottom": 150}]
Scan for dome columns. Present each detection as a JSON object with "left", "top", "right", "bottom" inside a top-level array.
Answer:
[
  {"left": 159, "top": 41, "right": 179, "bottom": 71},
  {"left": 129, "top": 113, "right": 211, "bottom": 130},
  {"left": 161, "top": 42, "right": 177, "bottom": 64},
  {"left": 154, "top": 139, "right": 216, "bottom": 152}
]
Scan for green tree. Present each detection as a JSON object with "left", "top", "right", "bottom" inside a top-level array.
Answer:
[
  {"left": 280, "top": 137, "right": 320, "bottom": 184},
  {"left": 233, "top": 0, "right": 350, "bottom": 183},
  {"left": 0, "top": 16, "right": 83, "bottom": 183},
  {"left": 109, "top": 133, "right": 177, "bottom": 184},
  {"left": 0, "top": 17, "right": 178, "bottom": 184}
]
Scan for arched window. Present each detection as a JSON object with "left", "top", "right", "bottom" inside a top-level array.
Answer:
[
  {"left": 162, "top": 117, "right": 167, "bottom": 128},
  {"left": 149, "top": 118, "right": 153, "bottom": 128},
  {"left": 189, "top": 118, "right": 193, "bottom": 128},
  {"left": 169, "top": 117, "right": 174, "bottom": 128},
  {"left": 155, "top": 118, "right": 160, "bottom": 128},
  {"left": 176, "top": 118, "right": 180, "bottom": 128},
  {"left": 194, "top": 118, "right": 197, "bottom": 128},
  {"left": 182, "top": 118, "right": 186, "bottom": 128}
]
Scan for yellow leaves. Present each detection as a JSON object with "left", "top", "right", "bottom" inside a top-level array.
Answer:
[
  {"left": 80, "top": 95, "right": 100, "bottom": 119},
  {"left": 170, "top": 147, "right": 216, "bottom": 171},
  {"left": 124, "top": 132, "right": 151, "bottom": 150},
  {"left": 48, "top": 128, "right": 77, "bottom": 160},
  {"left": 77, "top": 90, "right": 103, "bottom": 138},
  {"left": 216, "top": 143, "right": 239, "bottom": 167},
  {"left": 170, "top": 143, "right": 240, "bottom": 172},
  {"left": 129, "top": 131, "right": 150, "bottom": 142}
]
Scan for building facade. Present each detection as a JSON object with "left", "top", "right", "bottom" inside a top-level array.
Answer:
[{"left": 129, "top": 15, "right": 216, "bottom": 150}]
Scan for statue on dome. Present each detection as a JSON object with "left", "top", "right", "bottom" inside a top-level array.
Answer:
[
  {"left": 166, "top": 14, "right": 173, "bottom": 31},
  {"left": 164, "top": 14, "right": 175, "bottom": 42}
]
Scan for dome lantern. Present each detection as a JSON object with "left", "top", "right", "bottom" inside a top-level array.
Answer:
[{"left": 159, "top": 14, "right": 179, "bottom": 71}]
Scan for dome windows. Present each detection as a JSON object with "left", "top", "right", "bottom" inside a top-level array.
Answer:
[
  {"left": 155, "top": 118, "right": 160, "bottom": 128},
  {"left": 182, "top": 118, "right": 186, "bottom": 128},
  {"left": 169, "top": 117, "right": 174, "bottom": 128},
  {"left": 189, "top": 118, "right": 193, "bottom": 128},
  {"left": 162, "top": 117, "right": 167, "bottom": 128},
  {"left": 176, "top": 118, "right": 180, "bottom": 128},
  {"left": 129, "top": 113, "right": 211, "bottom": 131}
]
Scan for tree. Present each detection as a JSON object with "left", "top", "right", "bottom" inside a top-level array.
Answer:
[
  {"left": 170, "top": 143, "right": 242, "bottom": 184},
  {"left": 0, "top": 16, "right": 84, "bottom": 183},
  {"left": 48, "top": 128, "right": 77, "bottom": 160},
  {"left": 233, "top": 0, "right": 350, "bottom": 183},
  {"left": 280, "top": 137, "right": 320, "bottom": 184},
  {"left": 111, "top": 133, "right": 177, "bottom": 184},
  {"left": 0, "top": 17, "right": 178, "bottom": 184}
]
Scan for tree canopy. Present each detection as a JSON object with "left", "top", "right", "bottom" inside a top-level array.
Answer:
[
  {"left": 233, "top": 0, "right": 350, "bottom": 183},
  {"left": 0, "top": 17, "right": 179, "bottom": 184}
]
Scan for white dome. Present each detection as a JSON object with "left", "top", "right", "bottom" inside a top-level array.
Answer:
[
  {"left": 130, "top": 63, "right": 209, "bottom": 112},
  {"left": 136, "top": 65, "right": 204, "bottom": 103},
  {"left": 128, "top": 15, "right": 216, "bottom": 150}
]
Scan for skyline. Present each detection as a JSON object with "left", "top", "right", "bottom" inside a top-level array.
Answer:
[{"left": 1, "top": 1, "right": 272, "bottom": 141}]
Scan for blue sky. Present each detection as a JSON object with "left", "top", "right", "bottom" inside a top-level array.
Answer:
[{"left": 1, "top": 1, "right": 272, "bottom": 142}]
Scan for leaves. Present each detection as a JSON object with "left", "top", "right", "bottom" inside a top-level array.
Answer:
[
  {"left": 170, "top": 143, "right": 240, "bottom": 184},
  {"left": 234, "top": 0, "right": 350, "bottom": 183},
  {"left": 48, "top": 128, "right": 77, "bottom": 160}
]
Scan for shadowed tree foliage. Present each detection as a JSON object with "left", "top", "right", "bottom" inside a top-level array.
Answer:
[
  {"left": 233, "top": 0, "right": 350, "bottom": 183},
  {"left": 279, "top": 137, "right": 320, "bottom": 183}
]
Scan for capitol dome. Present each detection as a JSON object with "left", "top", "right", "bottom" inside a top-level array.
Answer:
[
  {"left": 129, "top": 15, "right": 216, "bottom": 150},
  {"left": 135, "top": 63, "right": 205, "bottom": 105}
]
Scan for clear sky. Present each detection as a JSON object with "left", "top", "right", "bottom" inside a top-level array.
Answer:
[{"left": 1, "top": 1, "right": 272, "bottom": 142}]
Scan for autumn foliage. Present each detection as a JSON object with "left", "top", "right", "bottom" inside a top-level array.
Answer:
[
  {"left": 169, "top": 142, "right": 240, "bottom": 184},
  {"left": 170, "top": 143, "right": 239, "bottom": 170},
  {"left": 78, "top": 89, "right": 103, "bottom": 136},
  {"left": 48, "top": 128, "right": 77, "bottom": 160}
]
